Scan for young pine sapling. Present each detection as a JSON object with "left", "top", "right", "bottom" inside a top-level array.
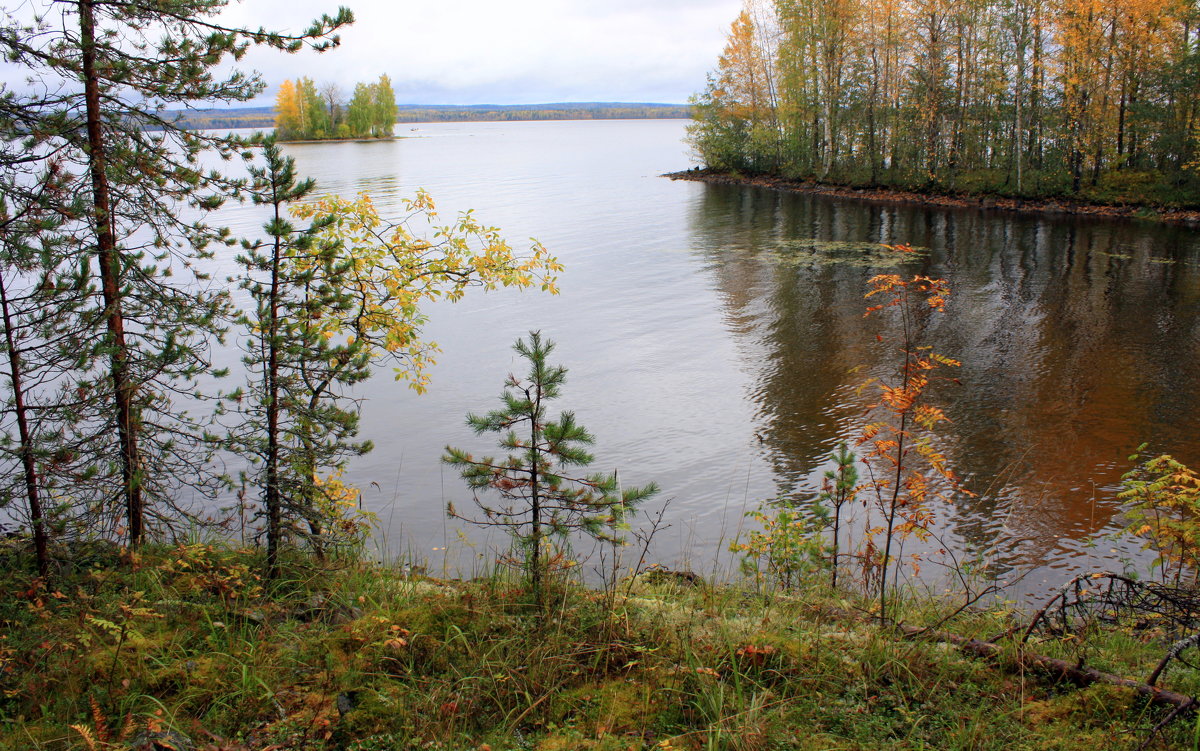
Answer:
[
  {"left": 444, "top": 331, "right": 658, "bottom": 607},
  {"left": 823, "top": 442, "right": 858, "bottom": 590}
]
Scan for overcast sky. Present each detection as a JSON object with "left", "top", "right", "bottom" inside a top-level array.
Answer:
[{"left": 209, "top": 0, "right": 742, "bottom": 106}]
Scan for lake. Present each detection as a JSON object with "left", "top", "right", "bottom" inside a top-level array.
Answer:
[{"left": 212, "top": 119, "right": 1200, "bottom": 597}]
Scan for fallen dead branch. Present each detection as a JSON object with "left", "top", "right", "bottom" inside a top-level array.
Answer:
[
  {"left": 1023, "top": 572, "right": 1200, "bottom": 646},
  {"left": 897, "top": 623, "right": 1199, "bottom": 712}
]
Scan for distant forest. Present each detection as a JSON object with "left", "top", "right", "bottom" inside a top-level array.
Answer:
[
  {"left": 392, "top": 103, "right": 691, "bottom": 122},
  {"left": 690, "top": 0, "right": 1200, "bottom": 207},
  {"left": 168, "top": 102, "right": 691, "bottom": 131}
]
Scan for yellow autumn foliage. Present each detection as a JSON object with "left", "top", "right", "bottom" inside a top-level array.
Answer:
[{"left": 290, "top": 191, "right": 562, "bottom": 393}]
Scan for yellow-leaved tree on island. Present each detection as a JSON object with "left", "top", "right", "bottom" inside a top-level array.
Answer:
[{"left": 274, "top": 79, "right": 303, "bottom": 140}]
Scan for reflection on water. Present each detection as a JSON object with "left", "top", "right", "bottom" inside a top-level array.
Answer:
[
  {"left": 202, "top": 121, "right": 1200, "bottom": 598},
  {"left": 690, "top": 183, "right": 1200, "bottom": 592}
]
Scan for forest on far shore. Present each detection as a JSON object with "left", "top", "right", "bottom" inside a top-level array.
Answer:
[{"left": 689, "top": 0, "right": 1200, "bottom": 207}]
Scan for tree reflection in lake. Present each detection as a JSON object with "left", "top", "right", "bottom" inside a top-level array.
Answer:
[{"left": 689, "top": 182, "right": 1200, "bottom": 591}]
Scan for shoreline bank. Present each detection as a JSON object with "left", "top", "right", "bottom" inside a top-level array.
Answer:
[
  {"left": 665, "top": 168, "right": 1200, "bottom": 227},
  {"left": 3, "top": 542, "right": 1196, "bottom": 749},
  {"left": 277, "top": 135, "right": 403, "bottom": 145}
]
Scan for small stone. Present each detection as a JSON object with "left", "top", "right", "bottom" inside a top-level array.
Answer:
[
  {"left": 336, "top": 690, "right": 359, "bottom": 716},
  {"left": 240, "top": 608, "right": 267, "bottom": 625},
  {"left": 130, "top": 729, "right": 192, "bottom": 751}
]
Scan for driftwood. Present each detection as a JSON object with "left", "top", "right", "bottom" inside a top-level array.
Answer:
[
  {"left": 811, "top": 599, "right": 1200, "bottom": 712},
  {"left": 898, "top": 623, "right": 1199, "bottom": 712},
  {"left": 1023, "top": 572, "right": 1200, "bottom": 645},
  {"left": 900, "top": 572, "right": 1200, "bottom": 714},
  {"left": 1148, "top": 632, "right": 1200, "bottom": 686}
]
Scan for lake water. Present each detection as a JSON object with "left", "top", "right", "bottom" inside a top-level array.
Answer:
[{"left": 212, "top": 119, "right": 1200, "bottom": 596}]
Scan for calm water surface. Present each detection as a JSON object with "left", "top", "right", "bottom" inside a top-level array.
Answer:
[{"left": 213, "top": 120, "right": 1200, "bottom": 595}]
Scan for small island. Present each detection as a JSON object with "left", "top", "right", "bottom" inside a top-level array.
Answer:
[{"left": 274, "top": 74, "right": 398, "bottom": 141}]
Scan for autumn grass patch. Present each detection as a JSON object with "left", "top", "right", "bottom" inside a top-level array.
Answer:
[{"left": 1, "top": 544, "right": 1197, "bottom": 750}]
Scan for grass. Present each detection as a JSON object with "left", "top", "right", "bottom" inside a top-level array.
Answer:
[{"left": 0, "top": 542, "right": 1197, "bottom": 750}]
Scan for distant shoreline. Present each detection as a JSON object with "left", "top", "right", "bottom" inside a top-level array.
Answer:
[
  {"left": 168, "top": 102, "right": 691, "bottom": 131},
  {"left": 278, "top": 136, "right": 402, "bottom": 145},
  {"left": 665, "top": 168, "right": 1200, "bottom": 227}
]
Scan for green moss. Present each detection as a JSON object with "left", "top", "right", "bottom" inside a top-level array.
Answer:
[
  {"left": 0, "top": 546, "right": 1196, "bottom": 750},
  {"left": 769, "top": 240, "right": 932, "bottom": 268}
]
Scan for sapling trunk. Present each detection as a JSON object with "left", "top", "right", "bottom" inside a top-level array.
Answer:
[
  {"left": 827, "top": 443, "right": 857, "bottom": 592},
  {"left": 265, "top": 188, "right": 283, "bottom": 581},
  {"left": 860, "top": 267, "right": 958, "bottom": 625},
  {"left": 879, "top": 303, "right": 914, "bottom": 625},
  {"left": 530, "top": 384, "right": 542, "bottom": 608}
]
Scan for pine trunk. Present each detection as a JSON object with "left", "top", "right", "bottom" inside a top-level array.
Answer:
[
  {"left": 0, "top": 271, "right": 49, "bottom": 578},
  {"left": 79, "top": 0, "right": 143, "bottom": 545}
]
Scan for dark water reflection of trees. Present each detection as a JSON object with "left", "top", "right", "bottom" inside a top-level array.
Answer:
[{"left": 690, "top": 184, "right": 1200, "bottom": 578}]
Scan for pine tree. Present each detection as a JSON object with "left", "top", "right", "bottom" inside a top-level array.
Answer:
[
  {"left": 227, "top": 137, "right": 372, "bottom": 577},
  {"left": 822, "top": 443, "right": 857, "bottom": 589},
  {"left": 444, "top": 332, "right": 658, "bottom": 607},
  {"left": 0, "top": 163, "right": 86, "bottom": 578},
  {"left": 229, "top": 161, "right": 561, "bottom": 576},
  {"left": 1, "top": 0, "right": 352, "bottom": 544}
]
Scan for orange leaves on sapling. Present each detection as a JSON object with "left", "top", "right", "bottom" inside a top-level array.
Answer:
[
  {"left": 857, "top": 264, "right": 971, "bottom": 618},
  {"left": 913, "top": 404, "right": 949, "bottom": 430},
  {"left": 879, "top": 383, "right": 918, "bottom": 412}
]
